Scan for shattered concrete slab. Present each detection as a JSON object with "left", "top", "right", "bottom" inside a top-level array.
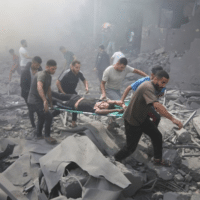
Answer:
[
  {"left": 116, "top": 162, "right": 146, "bottom": 197},
  {"left": 181, "top": 157, "right": 200, "bottom": 182},
  {"left": 193, "top": 116, "right": 200, "bottom": 137},
  {"left": 39, "top": 134, "right": 131, "bottom": 193},
  {"left": 163, "top": 192, "right": 191, "bottom": 200}
]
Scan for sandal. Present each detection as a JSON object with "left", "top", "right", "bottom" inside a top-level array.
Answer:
[
  {"left": 36, "top": 136, "right": 44, "bottom": 140},
  {"left": 45, "top": 137, "right": 57, "bottom": 144},
  {"left": 152, "top": 158, "right": 171, "bottom": 167},
  {"left": 69, "top": 124, "right": 77, "bottom": 128}
]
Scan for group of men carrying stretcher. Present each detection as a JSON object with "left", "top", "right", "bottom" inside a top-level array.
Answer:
[{"left": 19, "top": 51, "right": 183, "bottom": 167}]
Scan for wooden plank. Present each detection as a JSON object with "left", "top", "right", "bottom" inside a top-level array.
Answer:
[{"left": 0, "top": 174, "right": 28, "bottom": 200}]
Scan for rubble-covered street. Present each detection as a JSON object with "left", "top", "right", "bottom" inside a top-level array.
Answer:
[{"left": 1, "top": 0, "right": 200, "bottom": 200}]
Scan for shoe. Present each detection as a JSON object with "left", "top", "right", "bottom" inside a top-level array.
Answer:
[
  {"left": 45, "top": 137, "right": 57, "bottom": 144},
  {"left": 152, "top": 157, "right": 171, "bottom": 167}
]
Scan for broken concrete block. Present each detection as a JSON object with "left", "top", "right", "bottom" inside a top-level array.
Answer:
[
  {"left": 197, "top": 182, "right": 200, "bottom": 189},
  {"left": 155, "top": 48, "right": 165, "bottom": 55},
  {"left": 177, "top": 169, "right": 186, "bottom": 176},
  {"left": 190, "top": 102, "right": 200, "bottom": 109},
  {"left": 152, "top": 192, "right": 163, "bottom": 200},
  {"left": 158, "top": 117, "right": 176, "bottom": 137},
  {"left": 163, "top": 192, "right": 191, "bottom": 200},
  {"left": 191, "top": 194, "right": 200, "bottom": 200},
  {"left": 163, "top": 149, "right": 182, "bottom": 166},
  {"left": 181, "top": 157, "right": 199, "bottom": 181},
  {"left": 185, "top": 174, "right": 192, "bottom": 183},
  {"left": 193, "top": 116, "right": 200, "bottom": 137},
  {"left": 116, "top": 162, "right": 145, "bottom": 197},
  {"left": 175, "top": 128, "right": 191, "bottom": 144},
  {"left": 174, "top": 174, "right": 184, "bottom": 182},
  {"left": 60, "top": 167, "right": 89, "bottom": 199},
  {"left": 147, "top": 162, "right": 174, "bottom": 181}
]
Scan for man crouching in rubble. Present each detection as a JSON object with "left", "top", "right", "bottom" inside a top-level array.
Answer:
[
  {"left": 114, "top": 70, "right": 183, "bottom": 167},
  {"left": 28, "top": 60, "right": 57, "bottom": 144}
]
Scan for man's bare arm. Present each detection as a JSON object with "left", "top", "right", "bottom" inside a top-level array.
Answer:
[
  {"left": 100, "top": 81, "right": 107, "bottom": 99},
  {"left": 83, "top": 80, "right": 89, "bottom": 93},
  {"left": 121, "top": 85, "right": 132, "bottom": 102},
  {"left": 153, "top": 101, "right": 183, "bottom": 129},
  {"left": 95, "top": 108, "right": 123, "bottom": 115},
  {"left": 133, "top": 69, "right": 148, "bottom": 77},
  {"left": 56, "top": 80, "right": 66, "bottom": 94},
  {"left": 37, "top": 81, "right": 47, "bottom": 102}
]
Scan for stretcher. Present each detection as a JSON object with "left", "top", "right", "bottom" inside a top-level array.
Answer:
[{"left": 53, "top": 97, "right": 129, "bottom": 126}]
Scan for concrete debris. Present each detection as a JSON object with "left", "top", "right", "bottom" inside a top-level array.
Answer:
[
  {"left": 175, "top": 128, "right": 191, "bottom": 144},
  {"left": 152, "top": 191, "right": 163, "bottom": 200},
  {"left": 174, "top": 174, "right": 184, "bottom": 182},
  {"left": 163, "top": 192, "right": 191, "bottom": 200},
  {"left": 116, "top": 162, "right": 145, "bottom": 196},
  {"left": 59, "top": 167, "right": 89, "bottom": 199}
]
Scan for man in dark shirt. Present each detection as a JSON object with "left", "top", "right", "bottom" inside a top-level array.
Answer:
[
  {"left": 59, "top": 46, "right": 76, "bottom": 70},
  {"left": 28, "top": 60, "right": 58, "bottom": 144},
  {"left": 56, "top": 60, "right": 88, "bottom": 127},
  {"left": 20, "top": 56, "right": 43, "bottom": 128},
  {"left": 94, "top": 45, "right": 110, "bottom": 82},
  {"left": 114, "top": 70, "right": 183, "bottom": 166}
]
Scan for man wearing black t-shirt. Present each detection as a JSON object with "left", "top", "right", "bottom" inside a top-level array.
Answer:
[{"left": 56, "top": 60, "right": 89, "bottom": 127}]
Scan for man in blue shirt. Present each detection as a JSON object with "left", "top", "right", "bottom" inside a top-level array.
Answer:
[{"left": 121, "top": 66, "right": 166, "bottom": 127}]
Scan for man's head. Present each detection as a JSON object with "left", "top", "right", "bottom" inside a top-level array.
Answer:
[
  {"left": 151, "top": 66, "right": 163, "bottom": 79},
  {"left": 46, "top": 60, "right": 57, "bottom": 75},
  {"left": 152, "top": 70, "right": 169, "bottom": 91},
  {"left": 115, "top": 57, "right": 128, "bottom": 72},
  {"left": 71, "top": 60, "right": 81, "bottom": 75},
  {"left": 9, "top": 49, "right": 14, "bottom": 55},
  {"left": 59, "top": 46, "right": 66, "bottom": 54},
  {"left": 31, "top": 56, "right": 42, "bottom": 70},
  {"left": 99, "top": 45, "right": 104, "bottom": 52},
  {"left": 21, "top": 40, "right": 27, "bottom": 47}
]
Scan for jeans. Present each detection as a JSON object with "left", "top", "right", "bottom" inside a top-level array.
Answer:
[{"left": 114, "top": 118, "right": 163, "bottom": 161}]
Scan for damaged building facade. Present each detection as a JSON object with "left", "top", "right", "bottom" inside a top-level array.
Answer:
[{"left": 1, "top": 0, "right": 200, "bottom": 200}]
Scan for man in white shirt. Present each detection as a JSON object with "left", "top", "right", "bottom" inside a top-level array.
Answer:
[
  {"left": 110, "top": 47, "right": 125, "bottom": 65},
  {"left": 19, "top": 40, "right": 32, "bottom": 71},
  {"left": 101, "top": 57, "right": 148, "bottom": 100}
]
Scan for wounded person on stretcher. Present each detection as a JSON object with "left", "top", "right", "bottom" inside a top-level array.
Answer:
[{"left": 52, "top": 91, "right": 125, "bottom": 115}]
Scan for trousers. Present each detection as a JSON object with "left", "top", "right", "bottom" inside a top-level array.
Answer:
[{"left": 114, "top": 118, "right": 163, "bottom": 161}]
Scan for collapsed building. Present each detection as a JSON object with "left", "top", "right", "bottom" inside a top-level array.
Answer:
[{"left": 1, "top": 0, "right": 200, "bottom": 200}]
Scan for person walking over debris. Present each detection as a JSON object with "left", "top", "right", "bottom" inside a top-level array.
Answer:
[
  {"left": 59, "top": 46, "right": 76, "bottom": 70},
  {"left": 28, "top": 60, "right": 58, "bottom": 144},
  {"left": 114, "top": 70, "right": 183, "bottom": 166},
  {"left": 101, "top": 57, "right": 148, "bottom": 100},
  {"left": 120, "top": 66, "right": 165, "bottom": 127},
  {"left": 94, "top": 45, "right": 110, "bottom": 82},
  {"left": 8, "top": 49, "right": 21, "bottom": 81},
  {"left": 19, "top": 40, "right": 32, "bottom": 71},
  {"left": 20, "top": 56, "right": 43, "bottom": 128},
  {"left": 110, "top": 47, "right": 125, "bottom": 65},
  {"left": 56, "top": 60, "right": 89, "bottom": 127}
]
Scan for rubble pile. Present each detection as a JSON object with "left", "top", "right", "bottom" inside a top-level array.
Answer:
[
  {"left": 0, "top": 53, "right": 200, "bottom": 200},
  {"left": 127, "top": 48, "right": 184, "bottom": 76}
]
